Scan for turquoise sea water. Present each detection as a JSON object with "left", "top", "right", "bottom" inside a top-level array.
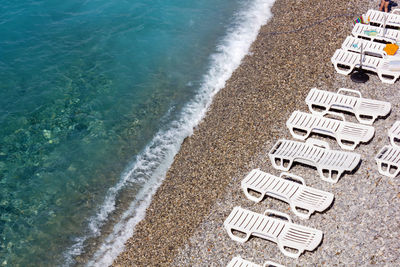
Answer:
[{"left": 0, "top": 0, "right": 274, "bottom": 265}]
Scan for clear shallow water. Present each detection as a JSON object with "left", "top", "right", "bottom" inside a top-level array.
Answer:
[{"left": 0, "top": 0, "right": 274, "bottom": 265}]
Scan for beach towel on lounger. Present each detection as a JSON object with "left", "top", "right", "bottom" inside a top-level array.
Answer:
[
  {"left": 386, "top": 60, "right": 400, "bottom": 71},
  {"left": 384, "top": 43, "right": 399, "bottom": 56}
]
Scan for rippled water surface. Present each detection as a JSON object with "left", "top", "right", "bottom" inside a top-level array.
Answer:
[{"left": 0, "top": 0, "right": 274, "bottom": 265}]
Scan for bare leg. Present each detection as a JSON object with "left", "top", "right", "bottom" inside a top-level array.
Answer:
[
  {"left": 384, "top": 1, "right": 389, "bottom": 12},
  {"left": 379, "top": 0, "right": 385, "bottom": 11}
]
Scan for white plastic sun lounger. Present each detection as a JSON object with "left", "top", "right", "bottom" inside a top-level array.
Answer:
[
  {"left": 375, "top": 145, "right": 400, "bottom": 177},
  {"left": 331, "top": 49, "right": 381, "bottom": 75},
  {"left": 366, "top": 9, "right": 400, "bottom": 28},
  {"left": 286, "top": 111, "right": 375, "bottom": 150},
  {"left": 305, "top": 88, "right": 391, "bottom": 125},
  {"left": 241, "top": 169, "right": 334, "bottom": 219},
  {"left": 388, "top": 121, "right": 400, "bottom": 147},
  {"left": 331, "top": 49, "right": 400, "bottom": 84},
  {"left": 227, "top": 256, "right": 285, "bottom": 267},
  {"left": 268, "top": 139, "right": 361, "bottom": 183},
  {"left": 352, "top": 23, "right": 400, "bottom": 42},
  {"left": 224, "top": 207, "right": 323, "bottom": 258},
  {"left": 341, "top": 36, "right": 387, "bottom": 58}
]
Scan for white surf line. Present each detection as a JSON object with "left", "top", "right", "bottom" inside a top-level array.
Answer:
[{"left": 63, "top": 0, "right": 276, "bottom": 266}]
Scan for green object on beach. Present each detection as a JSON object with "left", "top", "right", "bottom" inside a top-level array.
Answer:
[{"left": 364, "top": 30, "right": 378, "bottom": 36}]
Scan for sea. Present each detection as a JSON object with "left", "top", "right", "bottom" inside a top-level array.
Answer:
[{"left": 0, "top": 0, "right": 275, "bottom": 265}]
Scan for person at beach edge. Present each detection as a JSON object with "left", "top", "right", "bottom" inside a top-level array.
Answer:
[{"left": 379, "top": 0, "right": 390, "bottom": 12}]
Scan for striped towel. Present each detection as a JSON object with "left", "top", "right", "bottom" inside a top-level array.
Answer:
[{"left": 353, "top": 15, "right": 370, "bottom": 25}]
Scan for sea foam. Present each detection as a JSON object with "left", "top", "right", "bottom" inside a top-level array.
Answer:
[{"left": 64, "top": 0, "right": 275, "bottom": 265}]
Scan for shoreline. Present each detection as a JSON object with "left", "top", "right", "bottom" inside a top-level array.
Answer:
[{"left": 114, "top": 0, "right": 400, "bottom": 266}]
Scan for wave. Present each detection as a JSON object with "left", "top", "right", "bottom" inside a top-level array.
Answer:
[{"left": 63, "top": 0, "right": 275, "bottom": 265}]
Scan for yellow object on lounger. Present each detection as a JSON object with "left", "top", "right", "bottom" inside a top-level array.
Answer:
[{"left": 384, "top": 43, "right": 399, "bottom": 56}]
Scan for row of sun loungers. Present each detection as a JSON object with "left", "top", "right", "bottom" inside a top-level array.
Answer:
[
  {"left": 331, "top": 9, "right": 400, "bottom": 84},
  {"left": 224, "top": 85, "right": 395, "bottom": 265},
  {"left": 224, "top": 9, "right": 399, "bottom": 266}
]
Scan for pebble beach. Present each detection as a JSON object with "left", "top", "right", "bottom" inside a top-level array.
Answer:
[{"left": 113, "top": 0, "right": 400, "bottom": 266}]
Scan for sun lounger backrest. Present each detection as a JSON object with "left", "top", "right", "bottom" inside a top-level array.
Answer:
[
  {"left": 352, "top": 23, "right": 400, "bottom": 42},
  {"left": 305, "top": 88, "right": 391, "bottom": 125},
  {"left": 241, "top": 169, "right": 334, "bottom": 219},
  {"left": 224, "top": 207, "right": 323, "bottom": 258},
  {"left": 362, "top": 53, "right": 384, "bottom": 69},
  {"left": 269, "top": 139, "right": 361, "bottom": 183},
  {"left": 341, "top": 36, "right": 387, "bottom": 57},
  {"left": 366, "top": 9, "right": 400, "bottom": 28},
  {"left": 331, "top": 49, "right": 382, "bottom": 75},
  {"left": 224, "top": 206, "right": 286, "bottom": 243},
  {"left": 332, "top": 49, "right": 362, "bottom": 67},
  {"left": 388, "top": 121, "right": 400, "bottom": 147},
  {"left": 227, "top": 256, "right": 286, "bottom": 267},
  {"left": 262, "top": 261, "right": 285, "bottom": 267},
  {"left": 286, "top": 111, "right": 375, "bottom": 150},
  {"left": 227, "top": 256, "right": 262, "bottom": 267},
  {"left": 375, "top": 145, "right": 400, "bottom": 177}
]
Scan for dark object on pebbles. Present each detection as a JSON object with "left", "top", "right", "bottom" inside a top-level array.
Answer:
[{"left": 351, "top": 69, "right": 369, "bottom": 83}]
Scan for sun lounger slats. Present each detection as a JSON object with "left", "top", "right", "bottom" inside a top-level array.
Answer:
[
  {"left": 227, "top": 256, "right": 261, "bottom": 267},
  {"left": 286, "top": 111, "right": 375, "bottom": 150},
  {"left": 366, "top": 9, "right": 400, "bottom": 28},
  {"left": 227, "top": 256, "right": 285, "bottom": 267},
  {"left": 305, "top": 88, "right": 391, "bottom": 125},
  {"left": 331, "top": 49, "right": 381, "bottom": 74},
  {"left": 241, "top": 169, "right": 334, "bottom": 219},
  {"left": 269, "top": 139, "right": 361, "bottom": 183},
  {"left": 341, "top": 36, "right": 387, "bottom": 57},
  {"left": 363, "top": 55, "right": 382, "bottom": 67},
  {"left": 224, "top": 207, "right": 323, "bottom": 258},
  {"left": 375, "top": 145, "right": 400, "bottom": 177},
  {"left": 352, "top": 23, "right": 400, "bottom": 42},
  {"left": 388, "top": 121, "right": 400, "bottom": 147}
]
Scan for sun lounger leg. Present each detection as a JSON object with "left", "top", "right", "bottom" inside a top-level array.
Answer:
[
  {"left": 377, "top": 160, "right": 400, "bottom": 178},
  {"left": 334, "top": 63, "right": 354, "bottom": 75},
  {"left": 288, "top": 127, "right": 310, "bottom": 140},
  {"left": 243, "top": 187, "right": 264, "bottom": 203},
  {"left": 278, "top": 242, "right": 302, "bottom": 258},
  {"left": 389, "top": 136, "right": 400, "bottom": 148},
  {"left": 271, "top": 156, "right": 292, "bottom": 171},
  {"left": 319, "top": 168, "right": 341, "bottom": 183},
  {"left": 290, "top": 203, "right": 313, "bottom": 220},
  {"left": 226, "top": 227, "right": 251, "bottom": 243},
  {"left": 337, "top": 138, "right": 358, "bottom": 151},
  {"left": 377, "top": 72, "right": 398, "bottom": 84},
  {"left": 355, "top": 113, "right": 376, "bottom": 125}
]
